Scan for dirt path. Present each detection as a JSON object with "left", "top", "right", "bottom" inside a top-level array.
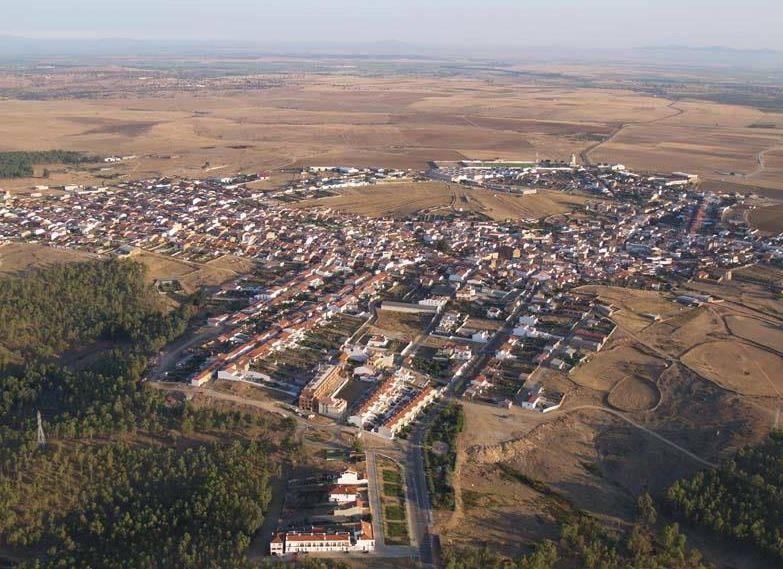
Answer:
[
  {"left": 567, "top": 405, "right": 717, "bottom": 468},
  {"left": 743, "top": 144, "right": 783, "bottom": 178},
  {"left": 580, "top": 100, "right": 685, "bottom": 166},
  {"left": 246, "top": 463, "right": 290, "bottom": 561}
]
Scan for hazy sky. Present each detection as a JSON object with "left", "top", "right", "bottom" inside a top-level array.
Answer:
[{"left": 2, "top": 0, "right": 781, "bottom": 50}]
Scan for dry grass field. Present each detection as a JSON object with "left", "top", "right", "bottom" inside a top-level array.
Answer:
[
  {"left": 0, "top": 242, "right": 95, "bottom": 276},
  {"left": 748, "top": 202, "right": 783, "bottom": 233},
  {"left": 570, "top": 342, "right": 667, "bottom": 392},
  {"left": 576, "top": 284, "right": 686, "bottom": 332},
  {"left": 725, "top": 315, "right": 783, "bottom": 353},
  {"left": 0, "top": 244, "right": 244, "bottom": 295},
  {"left": 682, "top": 341, "right": 783, "bottom": 397},
  {"left": 607, "top": 376, "right": 661, "bottom": 412},
  {"left": 294, "top": 181, "right": 590, "bottom": 220},
  {"left": 371, "top": 309, "right": 427, "bottom": 342},
  {"left": 447, "top": 275, "right": 782, "bottom": 567},
  {"left": 1, "top": 74, "right": 781, "bottom": 195},
  {"left": 132, "top": 251, "right": 245, "bottom": 293}
]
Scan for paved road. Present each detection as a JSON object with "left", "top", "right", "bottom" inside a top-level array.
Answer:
[
  {"left": 147, "top": 323, "right": 229, "bottom": 381},
  {"left": 364, "top": 449, "right": 388, "bottom": 551},
  {"left": 404, "top": 415, "right": 439, "bottom": 568},
  {"left": 365, "top": 434, "right": 436, "bottom": 567}
]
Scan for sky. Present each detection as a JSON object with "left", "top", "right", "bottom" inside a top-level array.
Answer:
[{"left": 1, "top": 0, "right": 781, "bottom": 51}]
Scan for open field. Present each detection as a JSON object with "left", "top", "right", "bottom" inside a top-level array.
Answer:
[
  {"left": 0, "top": 242, "right": 95, "bottom": 276},
  {"left": 681, "top": 340, "right": 783, "bottom": 397},
  {"left": 570, "top": 342, "right": 667, "bottom": 393},
  {"left": 644, "top": 307, "right": 727, "bottom": 358},
  {"left": 371, "top": 309, "right": 427, "bottom": 341},
  {"left": 725, "top": 315, "right": 783, "bottom": 353},
  {"left": 294, "top": 181, "right": 590, "bottom": 220},
  {"left": 576, "top": 284, "right": 685, "bottom": 332},
  {"left": 748, "top": 203, "right": 783, "bottom": 233},
  {"left": 1, "top": 74, "right": 782, "bottom": 195},
  {"left": 607, "top": 376, "right": 660, "bottom": 412}
]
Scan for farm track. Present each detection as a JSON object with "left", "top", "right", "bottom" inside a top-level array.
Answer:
[
  {"left": 580, "top": 100, "right": 685, "bottom": 165},
  {"left": 565, "top": 405, "right": 717, "bottom": 468},
  {"left": 743, "top": 144, "right": 783, "bottom": 178}
]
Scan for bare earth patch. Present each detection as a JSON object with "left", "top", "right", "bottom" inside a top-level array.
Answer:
[
  {"left": 682, "top": 340, "right": 783, "bottom": 397},
  {"left": 607, "top": 376, "right": 661, "bottom": 412},
  {"left": 0, "top": 243, "right": 95, "bottom": 276}
]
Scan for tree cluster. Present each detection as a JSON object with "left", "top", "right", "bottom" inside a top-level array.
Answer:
[
  {"left": 0, "top": 150, "right": 95, "bottom": 178},
  {"left": 0, "top": 259, "right": 194, "bottom": 438},
  {"left": 11, "top": 441, "right": 273, "bottom": 568},
  {"left": 667, "top": 431, "right": 783, "bottom": 561},
  {"left": 0, "top": 259, "right": 282, "bottom": 567},
  {"left": 424, "top": 402, "right": 464, "bottom": 509},
  {"left": 443, "top": 494, "right": 710, "bottom": 569}
]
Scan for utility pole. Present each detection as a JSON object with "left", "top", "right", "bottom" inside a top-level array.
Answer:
[
  {"left": 774, "top": 408, "right": 780, "bottom": 431},
  {"left": 36, "top": 410, "right": 46, "bottom": 447}
]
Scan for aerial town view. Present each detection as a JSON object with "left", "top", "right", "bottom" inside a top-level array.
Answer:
[{"left": 1, "top": 2, "right": 783, "bottom": 569}]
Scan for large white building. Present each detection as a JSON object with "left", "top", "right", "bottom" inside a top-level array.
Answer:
[{"left": 270, "top": 521, "right": 375, "bottom": 556}]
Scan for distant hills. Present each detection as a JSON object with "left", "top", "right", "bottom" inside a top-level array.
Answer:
[{"left": 0, "top": 34, "right": 781, "bottom": 70}]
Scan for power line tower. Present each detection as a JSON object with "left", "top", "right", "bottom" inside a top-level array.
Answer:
[{"left": 36, "top": 410, "right": 46, "bottom": 447}]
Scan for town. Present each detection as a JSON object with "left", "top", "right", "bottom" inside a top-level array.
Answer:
[{"left": 2, "top": 157, "right": 782, "bottom": 564}]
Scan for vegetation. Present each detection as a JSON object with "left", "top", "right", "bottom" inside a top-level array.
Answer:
[
  {"left": 14, "top": 441, "right": 274, "bottom": 568},
  {"left": 0, "top": 150, "right": 96, "bottom": 178},
  {"left": 443, "top": 494, "right": 710, "bottom": 569},
  {"left": 667, "top": 431, "right": 783, "bottom": 561},
  {"left": 424, "top": 402, "right": 464, "bottom": 509},
  {"left": 0, "top": 259, "right": 194, "bottom": 435},
  {"left": 0, "top": 260, "right": 284, "bottom": 567},
  {"left": 378, "top": 457, "right": 408, "bottom": 545}
]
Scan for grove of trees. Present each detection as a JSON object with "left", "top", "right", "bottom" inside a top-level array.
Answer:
[
  {"left": 443, "top": 493, "right": 711, "bottom": 569},
  {"left": 424, "top": 402, "right": 464, "bottom": 509},
  {"left": 0, "top": 150, "right": 95, "bottom": 178},
  {"left": 0, "top": 259, "right": 284, "bottom": 567},
  {"left": 667, "top": 431, "right": 783, "bottom": 561}
]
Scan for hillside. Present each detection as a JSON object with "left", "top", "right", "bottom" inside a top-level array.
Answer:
[{"left": 0, "top": 259, "right": 288, "bottom": 568}]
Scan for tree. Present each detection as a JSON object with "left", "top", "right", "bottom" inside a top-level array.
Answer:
[{"left": 636, "top": 491, "right": 657, "bottom": 526}]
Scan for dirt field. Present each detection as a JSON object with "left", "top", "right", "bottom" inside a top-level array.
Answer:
[
  {"left": 1, "top": 75, "right": 781, "bottom": 195},
  {"left": 590, "top": 100, "right": 783, "bottom": 193},
  {"left": 294, "top": 182, "right": 590, "bottom": 220},
  {"left": 0, "top": 242, "right": 95, "bottom": 276},
  {"left": 371, "top": 309, "right": 427, "bottom": 341},
  {"left": 607, "top": 376, "right": 661, "bottom": 412},
  {"left": 644, "top": 307, "right": 727, "bottom": 358},
  {"left": 725, "top": 315, "right": 783, "bottom": 353},
  {"left": 682, "top": 340, "right": 783, "bottom": 397},
  {"left": 570, "top": 342, "right": 667, "bottom": 392},
  {"left": 576, "top": 284, "right": 685, "bottom": 332},
  {"left": 132, "top": 251, "right": 245, "bottom": 293},
  {"left": 748, "top": 203, "right": 783, "bottom": 233}
]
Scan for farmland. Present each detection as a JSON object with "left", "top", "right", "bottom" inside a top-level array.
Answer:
[{"left": 0, "top": 71, "right": 782, "bottom": 198}]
